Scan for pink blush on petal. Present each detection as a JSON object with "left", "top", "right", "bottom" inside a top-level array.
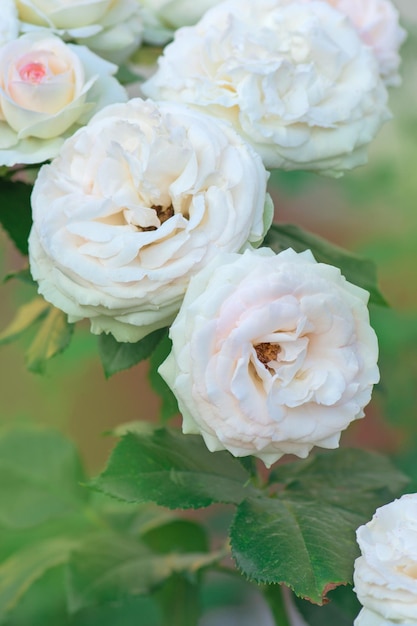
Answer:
[{"left": 19, "top": 62, "right": 46, "bottom": 84}]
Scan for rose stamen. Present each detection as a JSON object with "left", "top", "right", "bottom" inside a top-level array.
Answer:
[
  {"left": 255, "top": 342, "right": 281, "bottom": 372},
  {"left": 141, "top": 204, "right": 174, "bottom": 232},
  {"left": 19, "top": 62, "right": 47, "bottom": 84}
]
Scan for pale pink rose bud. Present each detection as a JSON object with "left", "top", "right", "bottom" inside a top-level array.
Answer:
[{"left": 0, "top": 31, "right": 127, "bottom": 165}]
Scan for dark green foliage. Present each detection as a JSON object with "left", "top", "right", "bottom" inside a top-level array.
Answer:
[
  {"left": 265, "top": 223, "right": 387, "bottom": 306},
  {"left": 98, "top": 328, "right": 167, "bottom": 378},
  {"left": 0, "top": 180, "right": 33, "bottom": 255}
]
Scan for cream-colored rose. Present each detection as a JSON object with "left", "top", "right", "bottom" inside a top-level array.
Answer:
[
  {"left": 0, "top": 31, "right": 127, "bottom": 166},
  {"left": 0, "top": 0, "right": 19, "bottom": 48},
  {"left": 159, "top": 248, "right": 379, "bottom": 467},
  {"left": 355, "top": 608, "right": 407, "bottom": 625},
  {"left": 78, "top": 0, "right": 143, "bottom": 64},
  {"left": 354, "top": 494, "right": 417, "bottom": 626},
  {"left": 29, "top": 98, "right": 272, "bottom": 342},
  {"left": 142, "top": 0, "right": 391, "bottom": 176},
  {"left": 17, "top": 0, "right": 143, "bottom": 63},
  {"left": 138, "top": 0, "right": 220, "bottom": 45},
  {"left": 323, "top": 0, "right": 406, "bottom": 86}
]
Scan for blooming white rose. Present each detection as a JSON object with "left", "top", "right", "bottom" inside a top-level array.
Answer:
[
  {"left": 0, "top": 0, "right": 19, "bottom": 48},
  {"left": 159, "top": 247, "right": 379, "bottom": 466},
  {"left": 138, "top": 0, "right": 221, "bottom": 46},
  {"left": 29, "top": 98, "right": 273, "bottom": 343},
  {"left": 142, "top": 0, "right": 391, "bottom": 176},
  {"left": 323, "top": 0, "right": 406, "bottom": 86},
  {"left": 17, "top": 0, "right": 143, "bottom": 63},
  {"left": 354, "top": 494, "right": 417, "bottom": 626},
  {"left": 0, "top": 31, "right": 127, "bottom": 166}
]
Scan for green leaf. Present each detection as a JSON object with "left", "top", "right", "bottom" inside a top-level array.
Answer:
[
  {"left": 4, "top": 566, "right": 161, "bottom": 626},
  {"left": 0, "top": 538, "right": 78, "bottom": 619},
  {"left": 90, "top": 497, "right": 175, "bottom": 539},
  {"left": 294, "top": 584, "right": 361, "bottom": 626},
  {"left": 0, "top": 428, "right": 87, "bottom": 529},
  {"left": 0, "top": 514, "right": 94, "bottom": 567},
  {"left": 115, "top": 64, "right": 144, "bottom": 84},
  {"left": 148, "top": 334, "right": 179, "bottom": 421},
  {"left": 264, "top": 223, "right": 387, "bottom": 306},
  {"left": 25, "top": 306, "right": 74, "bottom": 374},
  {"left": 98, "top": 328, "right": 167, "bottom": 378},
  {"left": 142, "top": 520, "right": 209, "bottom": 555},
  {"left": 3, "top": 565, "right": 69, "bottom": 626},
  {"left": 269, "top": 448, "right": 409, "bottom": 507},
  {"left": 71, "top": 596, "right": 161, "bottom": 626},
  {"left": 130, "top": 45, "right": 164, "bottom": 67},
  {"left": 230, "top": 449, "right": 408, "bottom": 604},
  {"left": 3, "top": 268, "right": 35, "bottom": 286},
  {"left": 0, "top": 180, "right": 33, "bottom": 255},
  {"left": 66, "top": 532, "right": 222, "bottom": 613},
  {"left": 0, "top": 298, "right": 49, "bottom": 346},
  {"left": 90, "top": 428, "right": 257, "bottom": 509}
]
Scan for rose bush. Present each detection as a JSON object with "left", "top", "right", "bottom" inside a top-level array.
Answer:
[
  {"left": 159, "top": 247, "right": 379, "bottom": 466},
  {"left": 29, "top": 98, "right": 272, "bottom": 343},
  {"left": 16, "top": 0, "right": 143, "bottom": 63},
  {"left": 0, "top": 31, "right": 127, "bottom": 166},
  {"left": 354, "top": 494, "right": 417, "bottom": 626},
  {"left": 323, "top": 0, "right": 406, "bottom": 86},
  {"left": 142, "top": 0, "right": 390, "bottom": 176}
]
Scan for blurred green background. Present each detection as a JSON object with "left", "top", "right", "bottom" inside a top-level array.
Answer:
[{"left": 0, "top": 6, "right": 416, "bottom": 484}]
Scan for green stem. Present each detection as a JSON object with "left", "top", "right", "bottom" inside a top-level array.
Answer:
[
  {"left": 263, "top": 584, "right": 292, "bottom": 626},
  {"left": 157, "top": 574, "right": 201, "bottom": 626}
]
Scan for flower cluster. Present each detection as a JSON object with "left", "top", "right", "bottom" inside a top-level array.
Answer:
[
  {"left": 0, "top": 0, "right": 147, "bottom": 165},
  {"left": 22, "top": 0, "right": 404, "bottom": 464},
  {"left": 17, "top": 0, "right": 144, "bottom": 63},
  {"left": 142, "top": 0, "right": 395, "bottom": 175},
  {"left": 0, "top": 2, "right": 413, "bottom": 623}
]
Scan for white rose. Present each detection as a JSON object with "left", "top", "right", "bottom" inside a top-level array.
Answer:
[
  {"left": 16, "top": 0, "right": 112, "bottom": 28},
  {"left": 354, "top": 494, "right": 417, "bottom": 626},
  {"left": 17, "top": 0, "right": 143, "bottom": 63},
  {"left": 159, "top": 247, "right": 379, "bottom": 467},
  {"left": 0, "top": 0, "right": 19, "bottom": 48},
  {"left": 323, "top": 0, "right": 406, "bottom": 86},
  {"left": 138, "top": 0, "right": 221, "bottom": 46},
  {"left": 72, "top": 0, "right": 143, "bottom": 64},
  {"left": 0, "top": 31, "right": 127, "bottom": 166},
  {"left": 28, "top": 98, "right": 273, "bottom": 343},
  {"left": 142, "top": 0, "right": 391, "bottom": 176}
]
